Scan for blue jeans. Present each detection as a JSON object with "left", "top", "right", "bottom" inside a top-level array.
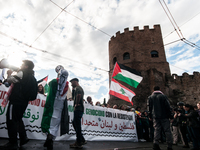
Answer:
[
  {"left": 72, "top": 110, "right": 85, "bottom": 144},
  {"left": 187, "top": 126, "right": 200, "bottom": 149}
]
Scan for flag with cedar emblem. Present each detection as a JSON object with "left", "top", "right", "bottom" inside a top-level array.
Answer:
[{"left": 109, "top": 78, "right": 135, "bottom": 105}]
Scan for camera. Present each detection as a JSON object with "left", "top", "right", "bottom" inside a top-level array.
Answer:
[{"left": 176, "top": 108, "right": 182, "bottom": 114}]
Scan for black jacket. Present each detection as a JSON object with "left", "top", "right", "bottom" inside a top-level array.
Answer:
[
  {"left": 8, "top": 69, "right": 34, "bottom": 105},
  {"left": 147, "top": 91, "right": 173, "bottom": 119},
  {"left": 176, "top": 108, "right": 187, "bottom": 126},
  {"left": 182, "top": 110, "right": 200, "bottom": 128}
]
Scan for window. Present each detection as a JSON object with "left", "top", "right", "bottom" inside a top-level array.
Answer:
[
  {"left": 123, "top": 52, "right": 130, "bottom": 60},
  {"left": 113, "top": 57, "right": 117, "bottom": 65},
  {"left": 151, "top": 51, "right": 158, "bottom": 57}
]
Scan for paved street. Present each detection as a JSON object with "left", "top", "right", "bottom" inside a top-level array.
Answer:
[{"left": 0, "top": 138, "right": 191, "bottom": 150}]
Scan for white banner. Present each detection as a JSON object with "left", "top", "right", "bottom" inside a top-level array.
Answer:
[{"left": 0, "top": 84, "right": 138, "bottom": 141}]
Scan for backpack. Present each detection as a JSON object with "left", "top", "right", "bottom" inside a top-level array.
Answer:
[{"left": 23, "top": 75, "right": 38, "bottom": 101}]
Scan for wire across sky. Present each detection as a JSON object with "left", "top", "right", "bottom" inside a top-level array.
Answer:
[{"left": 0, "top": 0, "right": 199, "bottom": 74}]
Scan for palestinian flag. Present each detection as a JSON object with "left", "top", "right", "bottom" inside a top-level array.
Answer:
[
  {"left": 112, "top": 62, "right": 143, "bottom": 88},
  {"left": 37, "top": 76, "right": 49, "bottom": 93},
  {"left": 109, "top": 78, "right": 135, "bottom": 105}
]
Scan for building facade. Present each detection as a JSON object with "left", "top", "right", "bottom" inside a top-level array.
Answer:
[{"left": 108, "top": 25, "right": 199, "bottom": 108}]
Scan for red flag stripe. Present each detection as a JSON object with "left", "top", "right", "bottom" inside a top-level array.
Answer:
[
  {"left": 109, "top": 90, "right": 133, "bottom": 105},
  {"left": 44, "top": 76, "right": 48, "bottom": 82},
  {"left": 112, "top": 62, "right": 121, "bottom": 77}
]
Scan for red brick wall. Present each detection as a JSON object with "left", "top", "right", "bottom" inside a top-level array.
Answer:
[{"left": 109, "top": 25, "right": 170, "bottom": 75}]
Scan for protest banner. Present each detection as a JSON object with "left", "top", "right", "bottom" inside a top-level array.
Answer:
[{"left": 0, "top": 84, "right": 138, "bottom": 141}]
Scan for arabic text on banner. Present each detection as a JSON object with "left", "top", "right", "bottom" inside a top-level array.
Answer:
[{"left": 0, "top": 84, "right": 138, "bottom": 141}]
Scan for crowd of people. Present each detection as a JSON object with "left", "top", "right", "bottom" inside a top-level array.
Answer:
[
  {"left": 0, "top": 61, "right": 86, "bottom": 150},
  {"left": 69, "top": 87, "right": 200, "bottom": 150},
  {"left": 133, "top": 89, "right": 200, "bottom": 150},
  {"left": 1, "top": 60, "right": 200, "bottom": 150},
  {"left": 98, "top": 86, "right": 200, "bottom": 150},
  {"left": 131, "top": 102, "right": 200, "bottom": 149},
  {"left": 83, "top": 96, "right": 134, "bottom": 111},
  {"left": 171, "top": 102, "right": 200, "bottom": 150}
]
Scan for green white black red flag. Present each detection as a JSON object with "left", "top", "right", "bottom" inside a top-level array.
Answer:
[
  {"left": 37, "top": 76, "right": 48, "bottom": 93},
  {"left": 112, "top": 62, "right": 143, "bottom": 88}
]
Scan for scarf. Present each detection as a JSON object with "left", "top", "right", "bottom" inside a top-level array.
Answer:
[{"left": 151, "top": 90, "right": 164, "bottom": 95}]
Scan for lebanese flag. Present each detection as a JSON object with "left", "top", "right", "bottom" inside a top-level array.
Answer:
[
  {"left": 109, "top": 78, "right": 135, "bottom": 105},
  {"left": 37, "top": 76, "right": 48, "bottom": 93},
  {"left": 112, "top": 62, "right": 143, "bottom": 88}
]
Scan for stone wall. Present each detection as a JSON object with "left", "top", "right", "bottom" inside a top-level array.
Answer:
[
  {"left": 108, "top": 24, "right": 199, "bottom": 109},
  {"left": 108, "top": 25, "right": 170, "bottom": 108},
  {"left": 167, "top": 72, "right": 200, "bottom": 106},
  {"left": 109, "top": 25, "right": 170, "bottom": 75}
]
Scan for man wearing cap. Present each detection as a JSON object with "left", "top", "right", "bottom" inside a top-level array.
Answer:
[{"left": 69, "top": 78, "right": 86, "bottom": 148}]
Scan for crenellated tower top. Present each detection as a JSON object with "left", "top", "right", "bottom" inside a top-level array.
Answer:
[
  {"left": 109, "top": 24, "right": 170, "bottom": 75},
  {"left": 110, "top": 25, "right": 161, "bottom": 41}
]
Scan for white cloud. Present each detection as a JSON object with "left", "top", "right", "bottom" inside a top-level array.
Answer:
[{"left": 1, "top": 0, "right": 200, "bottom": 101}]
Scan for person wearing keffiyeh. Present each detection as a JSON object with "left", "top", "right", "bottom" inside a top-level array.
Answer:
[
  {"left": 147, "top": 86, "right": 173, "bottom": 150},
  {"left": 41, "top": 65, "right": 69, "bottom": 150}
]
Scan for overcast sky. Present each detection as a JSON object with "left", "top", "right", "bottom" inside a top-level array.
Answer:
[{"left": 0, "top": 0, "right": 200, "bottom": 104}]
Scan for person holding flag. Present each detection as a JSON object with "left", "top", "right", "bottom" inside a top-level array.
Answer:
[
  {"left": 37, "top": 75, "right": 49, "bottom": 94},
  {"left": 38, "top": 84, "right": 45, "bottom": 95}
]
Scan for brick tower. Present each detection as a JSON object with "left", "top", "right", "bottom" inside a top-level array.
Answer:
[{"left": 108, "top": 25, "right": 171, "bottom": 108}]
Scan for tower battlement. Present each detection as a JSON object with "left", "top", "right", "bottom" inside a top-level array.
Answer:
[
  {"left": 171, "top": 71, "right": 200, "bottom": 83},
  {"left": 169, "top": 71, "right": 200, "bottom": 105},
  {"left": 110, "top": 25, "right": 161, "bottom": 41},
  {"left": 109, "top": 24, "right": 169, "bottom": 76}
]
